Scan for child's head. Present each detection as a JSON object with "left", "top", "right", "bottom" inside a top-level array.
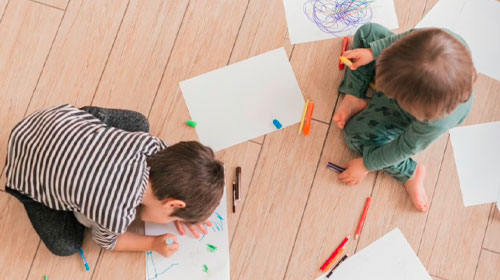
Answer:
[
  {"left": 376, "top": 28, "right": 476, "bottom": 121},
  {"left": 145, "top": 141, "right": 225, "bottom": 225}
]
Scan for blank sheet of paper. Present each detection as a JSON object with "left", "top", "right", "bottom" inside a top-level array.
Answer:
[
  {"left": 145, "top": 193, "right": 229, "bottom": 280},
  {"left": 180, "top": 48, "right": 304, "bottom": 151},
  {"left": 282, "top": 0, "right": 399, "bottom": 44},
  {"left": 450, "top": 121, "right": 500, "bottom": 207},
  {"left": 417, "top": 0, "right": 500, "bottom": 81},
  {"left": 316, "top": 228, "right": 431, "bottom": 280}
]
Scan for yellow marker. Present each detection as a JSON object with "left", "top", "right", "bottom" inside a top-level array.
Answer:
[
  {"left": 369, "top": 82, "right": 376, "bottom": 90},
  {"left": 339, "top": 56, "right": 353, "bottom": 68},
  {"left": 298, "top": 99, "right": 310, "bottom": 135}
]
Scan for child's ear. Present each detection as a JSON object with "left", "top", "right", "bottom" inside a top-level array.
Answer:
[{"left": 161, "top": 198, "right": 186, "bottom": 209}]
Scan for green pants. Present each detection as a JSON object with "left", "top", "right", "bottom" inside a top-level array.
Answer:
[{"left": 340, "top": 23, "right": 417, "bottom": 183}]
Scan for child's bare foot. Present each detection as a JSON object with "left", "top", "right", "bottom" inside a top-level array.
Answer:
[
  {"left": 404, "top": 164, "right": 429, "bottom": 212},
  {"left": 333, "top": 95, "right": 368, "bottom": 129}
]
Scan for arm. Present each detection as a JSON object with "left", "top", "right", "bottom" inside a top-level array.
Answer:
[
  {"left": 114, "top": 231, "right": 179, "bottom": 258},
  {"left": 363, "top": 121, "right": 446, "bottom": 171},
  {"left": 369, "top": 30, "right": 414, "bottom": 59}
]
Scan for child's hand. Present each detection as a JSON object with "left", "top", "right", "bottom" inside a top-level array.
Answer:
[
  {"left": 342, "top": 48, "right": 374, "bottom": 70},
  {"left": 153, "top": 234, "right": 179, "bottom": 258},
  {"left": 175, "top": 220, "right": 213, "bottom": 239},
  {"left": 338, "top": 157, "right": 369, "bottom": 185}
]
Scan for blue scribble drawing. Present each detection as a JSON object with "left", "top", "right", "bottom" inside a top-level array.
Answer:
[
  {"left": 146, "top": 251, "right": 179, "bottom": 280},
  {"left": 199, "top": 211, "right": 225, "bottom": 241},
  {"left": 303, "top": 0, "right": 374, "bottom": 36}
]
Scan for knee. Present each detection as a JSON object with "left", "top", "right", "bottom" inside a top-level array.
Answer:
[
  {"left": 127, "top": 111, "right": 150, "bottom": 133},
  {"left": 44, "top": 239, "right": 82, "bottom": 256}
]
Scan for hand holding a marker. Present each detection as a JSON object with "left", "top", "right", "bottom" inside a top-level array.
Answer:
[
  {"left": 153, "top": 233, "right": 179, "bottom": 258},
  {"left": 338, "top": 157, "right": 369, "bottom": 186},
  {"left": 341, "top": 48, "right": 374, "bottom": 71}
]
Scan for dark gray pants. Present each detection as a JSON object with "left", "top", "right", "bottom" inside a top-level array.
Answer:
[{"left": 6, "top": 106, "right": 149, "bottom": 256}]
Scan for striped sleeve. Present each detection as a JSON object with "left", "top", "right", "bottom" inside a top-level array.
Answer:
[{"left": 92, "top": 224, "right": 119, "bottom": 250}]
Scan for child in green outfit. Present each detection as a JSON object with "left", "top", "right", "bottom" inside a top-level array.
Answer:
[{"left": 333, "top": 23, "right": 476, "bottom": 212}]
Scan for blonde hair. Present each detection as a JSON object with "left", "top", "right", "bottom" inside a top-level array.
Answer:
[{"left": 376, "top": 28, "right": 476, "bottom": 120}]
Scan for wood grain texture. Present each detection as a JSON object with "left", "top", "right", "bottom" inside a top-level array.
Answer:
[
  {"left": 148, "top": 0, "right": 249, "bottom": 145},
  {"left": 484, "top": 207, "right": 500, "bottom": 253},
  {"left": 417, "top": 74, "right": 500, "bottom": 280},
  {"left": 93, "top": 220, "right": 145, "bottom": 280},
  {"left": 475, "top": 250, "right": 500, "bottom": 280},
  {"left": 0, "top": 0, "right": 8, "bottom": 21},
  {"left": 0, "top": 192, "right": 41, "bottom": 278},
  {"left": 26, "top": 0, "right": 129, "bottom": 113},
  {"left": 284, "top": 109, "right": 377, "bottom": 280},
  {"left": 394, "top": 0, "right": 426, "bottom": 30},
  {"left": 27, "top": 232, "right": 100, "bottom": 280},
  {"left": 92, "top": 0, "right": 188, "bottom": 114},
  {"left": 0, "top": 0, "right": 62, "bottom": 190},
  {"left": 32, "top": 0, "right": 67, "bottom": 10},
  {"left": 290, "top": 38, "right": 343, "bottom": 123},
  {"left": 230, "top": 121, "right": 329, "bottom": 280}
]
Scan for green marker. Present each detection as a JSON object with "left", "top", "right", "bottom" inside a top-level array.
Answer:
[
  {"left": 207, "top": 244, "right": 217, "bottom": 252},
  {"left": 186, "top": 120, "right": 197, "bottom": 128},
  {"left": 203, "top": 264, "right": 208, "bottom": 273},
  {"left": 44, "top": 276, "right": 48, "bottom": 280}
]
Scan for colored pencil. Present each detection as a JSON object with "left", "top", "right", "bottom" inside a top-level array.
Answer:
[
  {"left": 355, "top": 197, "right": 372, "bottom": 240},
  {"left": 79, "top": 248, "right": 90, "bottom": 271},
  {"left": 298, "top": 99, "right": 310, "bottom": 135},
  {"left": 320, "top": 234, "right": 350, "bottom": 272},
  {"left": 339, "top": 56, "right": 353, "bottom": 68},
  {"left": 303, "top": 101, "right": 315, "bottom": 136},
  {"left": 339, "top": 37, "right": 349, "bottom": 70},
  {"left": 326, "top": 162, "right": 346, "bottom": 173}
]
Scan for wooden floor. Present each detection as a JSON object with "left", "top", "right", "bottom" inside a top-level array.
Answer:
[{"left": 0, "top": 0, "right": 499, "bottom": 279}]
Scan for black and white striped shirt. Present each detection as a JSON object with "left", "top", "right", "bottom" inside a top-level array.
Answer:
[{"left": 5, "top": 104, "right": 166, "bottom": 249}]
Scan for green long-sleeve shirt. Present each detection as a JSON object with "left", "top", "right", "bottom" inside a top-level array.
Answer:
[{"left": 344, "top": 29, "right": 473, "bottom": 171}]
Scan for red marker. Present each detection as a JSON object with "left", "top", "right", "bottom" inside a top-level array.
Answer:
[
  {"left": 355, "top": 197, "right": 372, "bottom": 240},
  {"left": 339, "top": 37, "right": 349, "bottom": 70},
  {"left": 303, "top": 101, "right": 315, "bottom": 136},
  {"left": 320, "top": 234, "right": 351, "bottom": 272}
]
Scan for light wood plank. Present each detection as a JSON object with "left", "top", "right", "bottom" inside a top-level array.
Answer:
[
  {"left": 290, "top": 39, "right": 343, "bottom": 123},
  {"left": 93, "top": 220, "right": 145, "bottom": 280},
  {"left": 27, "top": 232, "right": 100, "bottom": 280},
  {"left": 92, "top": 0, "right": 189, "bottom": 114},
  {"left": 485, "top": 207, "right": 500, "bottom": 253},
  {"left": 217, "top": 142, "right": 262, "bottom": 242},
  {"left": 26, "top": 0, "right": 129, "bottom": 113},
  {"left": 418, "top": 74, "right": 500, "bottom": 280},
  {"left": 421, "top": 0, "right": 440, "bottom": 19},
  {"left": 481, "top": 78, "right": 500, "bottom": 254},
  {"left": 393, "top": 0, "right": 427, "bottom": 30},
  {"left": 0, "top": 0, "right": 62, "bottom": 190},
  {"left": 0, "top": 0, "right": 8, "bottom": 21},
  {"left": 284, "top": 107, "right": 377, "bottom": 280},
  {"left": 230, "top": 121, "right": 329, "bottom": 280},
  {"left": 0, "top": 192, "right": 41, "bottom": 278},
  {"left": 148, "top": 0, "right": 249, "bottom": 145},
  {"left": 355, "top": 136, "right": 448, "bottom": 252},
  {"left": 475, "top": 250, "right": 500, "bottom": 280},
  {"left": 32, "top": 0, "right": 67, "bottom": 10}
]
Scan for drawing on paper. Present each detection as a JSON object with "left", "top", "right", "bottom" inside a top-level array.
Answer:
[{"left": 303, "top": 0, "right": 374, "bottom": 36}]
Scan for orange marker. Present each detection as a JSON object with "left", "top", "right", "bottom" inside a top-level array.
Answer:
[
  {"left": 320, "top": 234, "right": 350, "bottom": 272},
  {"left": 355, "top": 197, "right": 372, "bottom": 240},
  {"left": 303, "top": 101, "right": 315, "bottom": 136}
]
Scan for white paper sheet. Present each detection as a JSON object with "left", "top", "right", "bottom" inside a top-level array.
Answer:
[
  {"left": 180, "top": 48, "right": 305, "bottom": 151},
  {"left": 316, "top": 228, "right": 431, "bottom": 280},
  {"left": 282, "top": 0, "right": 399, "bottom": 44},
  {"left": 416, "top": 0, "right": 500, "bottom": 81},
  {"left": 449, "top": 122, "right": 500, "bottom": 207},
  {"left": 145, "top": 192, "right": 229, "bottom": 280}
]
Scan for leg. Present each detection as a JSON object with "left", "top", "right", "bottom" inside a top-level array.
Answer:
[
  {"left": 80, "top": 106, "right": 150, "bottom": 133},
  {"left": 334, "top": 23, "right": 394, "bottom": 128},
  {"left": 5, "top": 187, "right": 85, "bottom": 256}
]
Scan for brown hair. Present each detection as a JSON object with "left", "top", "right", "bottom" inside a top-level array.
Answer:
[
  {"left": 147, "top": 141, "right": 225, "bottom": 224},
  {"left": 376, "top": 28, "right": 476, "bottom": 120}
]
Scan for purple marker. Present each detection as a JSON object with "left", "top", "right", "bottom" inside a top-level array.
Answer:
[{"left": 326, "top": 162, "right": 345, "bottom": 173}]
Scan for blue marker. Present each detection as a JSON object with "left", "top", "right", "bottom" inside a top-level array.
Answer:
[
  {"left": 165, "top": 238, "right": 174, "bottom": 245},
  {"left": 273, "top": 119, "right": 282, "bottom": 129},
  {"left": 79, "top": 248, "right": 90, "bottom": 271}
]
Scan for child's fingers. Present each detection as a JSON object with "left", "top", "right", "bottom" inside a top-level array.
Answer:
[
  {"left": 338, "top": 171, "right": 348, "bottom": 179},
  {"left": 342, "top": 50, "right": 357, "bottom": 59},
  {"left": 197, "top": 223, "right": 208, "bottom": 235},
  {"left": 174, "top": 221, "right": 185, "bottom": 235},
  {"left": 187, "top": 224, "right": 201, "bottom": 238},
  {"left": 205, "top": 220, "right": 213, "bottom": 227}
]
